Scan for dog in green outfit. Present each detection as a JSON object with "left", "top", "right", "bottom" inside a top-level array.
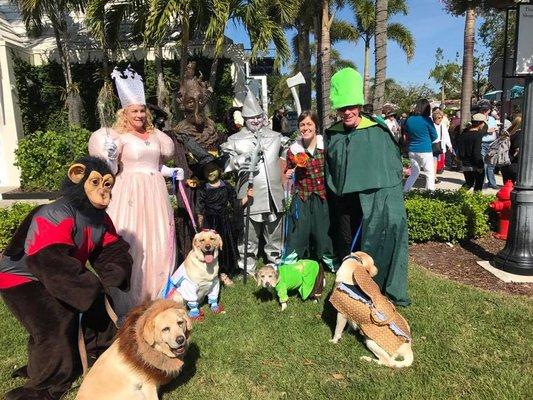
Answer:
[{"left": 254, "top": 260, "right": 325, "bottom": 311}]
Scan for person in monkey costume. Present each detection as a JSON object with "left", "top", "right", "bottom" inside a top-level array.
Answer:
[{"left": 0, "top": 156, "right": 133, "bottom": 400}]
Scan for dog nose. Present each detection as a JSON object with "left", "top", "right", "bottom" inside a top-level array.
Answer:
[
  {"left": 176, "top": 335, "right": 186, "bottom": 345},
  {"left": 205, "top": 244, "right": 212, "bottom": 250},
  {"left": 265, "top": 282, "right": 271, "bottom": 288}
]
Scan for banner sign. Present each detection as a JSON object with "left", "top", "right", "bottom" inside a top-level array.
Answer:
[{"left": 515, "top": 4, "right": 533, "bottom": 75}]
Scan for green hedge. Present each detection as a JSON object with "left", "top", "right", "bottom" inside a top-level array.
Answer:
[
  {"left": 14, "top": 126, "right": 92, "bottom": 191},
  {"left": 0, "top": 203, "right": 37, "bottom": 253},
  {"left": 405, "top": 189, "right": 496, "bottom": 243}
]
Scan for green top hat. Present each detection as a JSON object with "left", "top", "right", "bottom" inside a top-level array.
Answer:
[{"left": 330, "top": 68, "right": 364, "bottom": 110}]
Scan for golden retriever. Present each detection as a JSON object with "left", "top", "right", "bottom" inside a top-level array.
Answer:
[
  {"left": 76, "top": 299, "right": 191, "bottom": 400},
  {"left": 329, "top": 252, "right": 413, "bottom": 368},
  {"left": 168, "top": 229, "right": 224, "bottom": 319}
]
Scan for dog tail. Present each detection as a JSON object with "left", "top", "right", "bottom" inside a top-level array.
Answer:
[{"left": 393, "top": 345, "right": 414, "bottom": 368}]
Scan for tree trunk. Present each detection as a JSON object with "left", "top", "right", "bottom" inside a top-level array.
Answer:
[
  {"left": 179, "top": 13, "right": 190, "bottom": 79},
  {"left": 373, "top": 0, "right": 388, "bottom": 115},
  {"left": 297, "top": 24, "right": 312, "bottom": 111},
  {"left": 53, "top": 12, "right": 82, "bottom": 126},
  {"left": 209, "top": 57, "right": 220, "bottom": 91},
  {"left": 441, "top": 86, "right": 445, "bottom": 104},
  {"left": 317, "top": 0, "right": 332, "bottom": 130},
  {"left": 363, "top": 36, "right": 371, "bottom": 105},
  {"left": 460, "top": 8, "right": 476, "bottom": 130}
]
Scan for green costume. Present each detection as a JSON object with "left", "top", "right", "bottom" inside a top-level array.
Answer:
[
  {"left": 326, "top": 67, "right": 410, "bottom": 306},
  {"left": 275, "top": 260, "right": 324, "bottom": 303}
]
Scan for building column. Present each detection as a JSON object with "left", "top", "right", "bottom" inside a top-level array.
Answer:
[{"left": 0, "top": 40, "right": 23, "bottom": 188}]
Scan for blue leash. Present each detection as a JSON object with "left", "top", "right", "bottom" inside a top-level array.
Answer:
[{"left": 349, "top": 218, "right": 363, "bottom": 253}]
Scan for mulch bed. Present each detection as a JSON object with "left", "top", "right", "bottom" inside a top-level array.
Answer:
[{"left": 409, "top": 236, "right": 533, "bottom": 297}]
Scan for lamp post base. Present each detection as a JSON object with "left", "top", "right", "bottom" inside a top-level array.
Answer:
[{"left": 493, "top": 188, "right": 533, "bottom": 276}]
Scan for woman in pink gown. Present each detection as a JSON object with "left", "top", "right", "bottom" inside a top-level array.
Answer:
[{"left": 89, "top": 104, "right": 176, "bottom": 317}]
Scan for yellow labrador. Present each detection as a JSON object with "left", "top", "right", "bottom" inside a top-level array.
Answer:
[
  {"left": 169, "top": 230, "right": 224, "bottom": 319},
  {"left": 329, "top": 252, "right": 413, "bottom": 368},
  {"left": 76, "top": 300, "right": 191, "bottom": 400}
]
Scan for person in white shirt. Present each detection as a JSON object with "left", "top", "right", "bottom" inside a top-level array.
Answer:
[{"left": 432, "top": 109, "right": 453, "bottom": 183}]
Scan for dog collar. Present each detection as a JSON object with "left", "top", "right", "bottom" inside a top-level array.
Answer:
[{"left": 342, "top": 254, "right": 363, "bottom": 264}]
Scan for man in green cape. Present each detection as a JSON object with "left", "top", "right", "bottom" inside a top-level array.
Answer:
[{"left": 325, "top": 68, "right": 410, "bottom": 306}]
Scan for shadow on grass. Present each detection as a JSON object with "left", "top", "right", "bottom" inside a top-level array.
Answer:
[
  {"left": 253, "top": 288, "right": 274, "bottom": 303},
  {"left": 161, "top": 342, "right": 200, "bottom": 396}
]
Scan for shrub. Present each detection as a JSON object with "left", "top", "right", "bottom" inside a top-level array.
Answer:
[
  {"left": 405, "top": 189, "right": 495, "bottom": 243},
  {"left": 15, "top": 126, "right": 92, "bottom": 191},
  {"left": 0, "top": 203, "right": 36, "bottom": 253}
]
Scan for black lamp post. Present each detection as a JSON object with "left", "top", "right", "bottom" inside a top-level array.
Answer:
[{"left": 492, "top": 0, "right": 533, "bottom": 275}]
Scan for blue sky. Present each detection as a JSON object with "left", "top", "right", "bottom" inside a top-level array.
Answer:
[{"left": 224, "top": 0, "right": 488, "bottom": 90}]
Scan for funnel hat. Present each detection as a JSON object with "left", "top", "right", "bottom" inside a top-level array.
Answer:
[
  {"left": 330, "top": 68, "right": 364, "bottom": 110},
  {"left": 241, "top": 90, "right": 264, "bottom": 118},
  {"left": 111, "top": 65, "right": 146, "bottom": 108}
]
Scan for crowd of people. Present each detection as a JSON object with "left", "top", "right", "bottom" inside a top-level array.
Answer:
[{"left": 390, "top": 99, "right": 523, "bottom": 192}]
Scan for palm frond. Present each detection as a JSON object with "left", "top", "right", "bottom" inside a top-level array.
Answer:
[
  {"left": 387, "top": 22, "right": 415, "bottom": 62},
  {"left": 330, "top": 20, "right": 360, "bottom": 44}
]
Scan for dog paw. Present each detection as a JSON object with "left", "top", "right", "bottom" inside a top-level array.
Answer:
[
  {"left": 329, "top": 338, "right": 339, "bottom": 344},
  {"left": 280, "top": 303, "right": 287, "bottom": 311}
]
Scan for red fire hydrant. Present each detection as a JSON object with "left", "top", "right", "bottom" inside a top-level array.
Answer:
[{"left": 490, "top": 180, "right": 513, "bottom": 240}]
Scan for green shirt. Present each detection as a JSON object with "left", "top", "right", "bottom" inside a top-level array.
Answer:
[
  {"left": 275, "top": 260, "right": 320, "bottom": 302},
  {"left": 324, "top": 115, "right": 403, "bottom": 195}
]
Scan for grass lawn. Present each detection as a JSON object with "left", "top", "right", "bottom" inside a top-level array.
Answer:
[{"left": 1, "top": 264, "right": 532, "bottom": 400}]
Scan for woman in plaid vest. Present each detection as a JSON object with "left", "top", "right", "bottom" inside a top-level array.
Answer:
[{"left": 283, "top": 111, "right": 337, "bottom": 272}]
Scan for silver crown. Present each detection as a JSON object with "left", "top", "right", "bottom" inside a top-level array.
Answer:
[{"left": 111, "top": 65, "right": 146, "bottom": 108}]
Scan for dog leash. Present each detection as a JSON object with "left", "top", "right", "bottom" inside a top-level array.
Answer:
[
  {"left": 78, "top": 295, "right": 118, "bottom": 375},
  {"left": 349, "top": 218, "right": 363, "bottom": 253},
  {"left": 173, "top": 170, "right": 198, "bottom": 234}
]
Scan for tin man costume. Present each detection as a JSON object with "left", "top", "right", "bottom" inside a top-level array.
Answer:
[{"left": 221, "top": 91, "right": 289, "bottom": 273}]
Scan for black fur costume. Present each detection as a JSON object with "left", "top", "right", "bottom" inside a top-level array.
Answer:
[{"left": 0, "top": 157, "right": 132, "bottom": 400}]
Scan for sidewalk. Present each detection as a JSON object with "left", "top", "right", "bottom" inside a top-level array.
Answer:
[{"left": 411, "top": 168, "right": 502, "bottom": 195}]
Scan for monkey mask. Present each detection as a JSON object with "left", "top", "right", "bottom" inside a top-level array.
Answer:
[{"left": 67, "top": 163, "right": 115, "bottom": 209}]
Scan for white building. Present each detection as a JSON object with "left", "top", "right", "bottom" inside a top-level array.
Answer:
[{"left": 0, "top": 0, "right": 248, "bottom": 191}]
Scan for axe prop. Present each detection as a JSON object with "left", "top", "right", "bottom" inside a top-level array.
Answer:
[{"left": 286, "top": 72, "right": 306, "bottom": 116}]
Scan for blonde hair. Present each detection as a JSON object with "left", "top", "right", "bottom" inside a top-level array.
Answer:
[
  {"left": 432, "top": 109, "right": 444, "bottom": 121},
  {"left": 508, "top": 114, "right": 522, "bottom": 136},
  {"left": 113, "top": 105, "right": 155, "bottom": 134}
]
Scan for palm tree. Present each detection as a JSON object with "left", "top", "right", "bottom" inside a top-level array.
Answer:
[
  {"left": 316, "top": 0, "right": 354, "bottom": 129},
  {"left": 346, "top": 0, "right": 414, "bottom": 104},
  {"left": 204, "top": 0, "right": 297, "bottom": 90},
  {"left": 17, "top": 0, "right": 86, "bottom": 126},
  {"left": 373, "top": 0, "right": 388, "bottom": 114},
  {"left": 459, "top": 7, "right": 475, "bottom": 128},
  {"left": 429, "top": 48, "right": 462, "bottom": 103},
  {"left": 292, "top": 3, "right": 357, "bottom": 112}
]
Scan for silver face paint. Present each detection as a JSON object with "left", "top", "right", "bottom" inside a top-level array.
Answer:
[{"left": 244, "top": 114, "right": 265, "bottom": 133}]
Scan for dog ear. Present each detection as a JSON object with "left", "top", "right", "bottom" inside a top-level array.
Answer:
[
  {"left": 142, "top": 315, "right": 156, "bottom": 346},
  {"left": 216, "top": 234, "right": 223, "bottom": 250},
  {"left": 254, "top": 270, "right": 261, "bottom": 286}
]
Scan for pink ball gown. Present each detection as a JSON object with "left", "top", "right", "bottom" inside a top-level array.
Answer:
[{"left": 89, "top": 127, "right": 176, "bottom": 317}]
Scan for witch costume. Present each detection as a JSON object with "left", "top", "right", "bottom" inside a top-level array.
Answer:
[{"left": 196, "top": 178, "right": 241, "bottom": 278}]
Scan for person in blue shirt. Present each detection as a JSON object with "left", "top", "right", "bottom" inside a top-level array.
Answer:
[{"left": 403, "top": 99, "right": 438, "bottom": 192}]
